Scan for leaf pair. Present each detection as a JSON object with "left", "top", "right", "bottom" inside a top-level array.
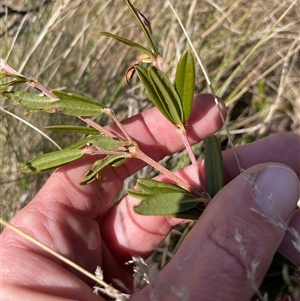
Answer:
[
  {"left": 128, "top": 179, "right": 205, "bottom": 220},
  {"left": 21, "top": 134, "right": 131, "bottom": 184},
  {"left": 204, "top": 135, "right": 224, "bottom": 197},
  {"left": 99, "top": 0, "right": 159, "bottom": 61},
  {"left": 129, "top": 135, "right": 224, "bottom": 219},
  {"left": 2, "top": 90, "right": 104, "bottom": 117},
  {"left": 136, "top": 50, "right": 195, "bottom": 126}
]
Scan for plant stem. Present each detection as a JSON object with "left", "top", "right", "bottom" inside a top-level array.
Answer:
[
  {"left": 131, "top": 144, "right": 205, "bottom": 198},
  {"left": 104, "top": 108, "right": 132, "bottom": 141},
  {"left": 178, "top": 125, "right": 207, "bottom": 191},
  {"left": 167, "top": 2, "right": 243, "bottom": 174},
  {"left": 78, "top": 117, "right": 117, "bottom": 138}
]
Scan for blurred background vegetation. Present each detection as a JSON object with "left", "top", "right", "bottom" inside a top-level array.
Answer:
[{"left": 1, "top": 0, "right": 299, "bottom": 226}]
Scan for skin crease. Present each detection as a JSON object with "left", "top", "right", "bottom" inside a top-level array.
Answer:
[{"left": 0, "top": 94, "right": 299, "bottom": 301}]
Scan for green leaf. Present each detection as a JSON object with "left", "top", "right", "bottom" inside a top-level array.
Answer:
[
  {"left": 205, "top": 135, "right": 224, "bottom": 197},
  {"left": 92, "top": 136, "right": 124, "bottom": 151},
  {"left": 148, "top": 66, "right": 183, "bottom": 125},
  {"left": 51, "top": 90, "right": 104, "bottom": 106},
  {"left": 133, "top": 192, "right": 200, "bottom": 216},
  {"left": 127, "top": 178, "right": 187, "bottom": 199},
  {"left": 64, "top": 135, "right": 100, "bottom": 150},
  {"left": 64, "top": 135, "right": 125, "bottom": 152},
  {"left": 125, "top": 0, "right": 159, "bottom": 56},
  {"left": 0, "top": 79, "right": 27, "bottom": 91},
  {"left": 2, "top": 91, "right": 57, "bottom": 110},
  {"left": 43, "top": 90, "right": 104, "bottom": 116},
  {"left": 99, "top": 32, "right": 153, "bottom": 58},
  {"left": 129, "top": 179, "right": 203, "bottom": 217},
  {"left": 135, "top": 66, "right": 174, "bottom": 124},
  {"left": 81, "top": 154, "right": 127, "bottom": 185},
  {"left": 45, "top": 125, "right": 99, "bottom": 135},
  {"left": 43, "top": 100, "right": 103, "bottom": 116},
  {"left": 20, "top": 148, "right": 84, "bottom": 172},
  {"left": 175, "top": 50, "right": 195, "bottom": 122}
]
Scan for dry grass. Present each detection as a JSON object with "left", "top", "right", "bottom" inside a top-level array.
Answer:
[{"left": 1, "top": 0, "right": 299, "bottom": 225}]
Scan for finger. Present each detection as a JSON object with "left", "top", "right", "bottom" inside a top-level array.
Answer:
[
  {"left": 132, "top": 163, "right": 300, "bottom": 301},
  {"left": 100, "top": 133, "right": 300, "bottom": 262},
  {"left": 223, "top": 132, "right": 300, "bottom": 182}
]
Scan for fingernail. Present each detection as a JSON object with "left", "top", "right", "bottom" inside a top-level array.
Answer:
[{"left": 253, "top": 165, "right": 299, "bottom": 223}]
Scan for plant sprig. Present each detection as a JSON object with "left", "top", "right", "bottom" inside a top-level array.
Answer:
[{"left": 1, "top": 1, "right": 298, "bottom": 300}]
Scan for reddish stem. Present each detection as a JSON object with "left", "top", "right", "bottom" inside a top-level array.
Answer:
[{"left": 130, "top": 144, "right": 205, "bottom": 198}]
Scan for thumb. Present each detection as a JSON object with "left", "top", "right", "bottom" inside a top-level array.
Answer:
[{"left": 134, "top": 163, "right": 299, "bottom": 301}]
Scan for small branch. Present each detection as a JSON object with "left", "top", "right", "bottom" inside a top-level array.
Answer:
[
  {"left": 0, "top": 59, "right": 58, "bottom": 99},
  {"left": 103, "top": 108, "right": 132, "bottom": 141},
  {"left": 177, "top": 125, "right": 207, "bottom": 191},
  {"left": 78, "top": 117, "right": 117, "bottom": 138},
  {"left": 167, "top": 2, "right": 243, "bottom": 173},
  {"left": 131, "top": 145, "right": 205, "bottom": 198}
]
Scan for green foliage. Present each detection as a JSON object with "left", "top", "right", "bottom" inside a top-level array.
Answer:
[
  {"left": 3, "top": 91, "right": 57, "bottom": 111},
  {"left": 1, "top": 1, "right": 298, "bottom": 299},
  {"left": 125, "top": 0, "right": 158, "bottom": 56},
  {"left": 44, "top": 125, "right": 99, "bottom": 135},
  {"left": 204, "top": 135, "right": 224, "bottom": 197},
  {"left": 135, "top": 65, "right": 177, "bottom": 124},
  {"left": 135, "top": 50, "right": 196, "bottom": 126},
  {"left": 147, "top": 65, "right": 183, "bottom": 125},
  {"left": 20, "top": 148, "right": 84, "bottom": 172},
  {"left": 81, "top": 154, "right": 128, "bottom": 185},
  {"left": 43, "top": 90, "right": 104, "bottom": 117},
  {"left": 175, "top": 50, "right": 195, "bottom": 123},
  {"left": 98, "top": 32, "right": 153, "bottom": 58},
  {"left": 129, "top": 179, "right": 204, "bottom": 218}
]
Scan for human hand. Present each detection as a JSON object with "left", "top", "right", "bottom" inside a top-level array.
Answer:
[{"left": 1, "top": 94, "right": 299, "bottom": 301}]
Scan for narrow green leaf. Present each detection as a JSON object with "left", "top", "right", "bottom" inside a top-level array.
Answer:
[
  {"left": 45, "top": 125, "right": 99, "bottom": 135},
  {"left": 20, "top": 148, "right": 84, "bottom": 172},
  {"left": 175, "top": 50, "right": 195, "bottom": 122},
  {"left": 127, "top": 178, "right": 187, "bottom": 199},
  {"left": 133, "top": 192, "right": 200, "bottom": 215},
  {"left": 111, "top": 158, "right": 127, "bottom": 167},
  {"left": 51, "top": 90, "right": 102, "bottom": 105},
  {"left": 0, "top": 79, "right": 27, "bottom": 91},
  {"left": 64, "top": 135, "right": 100, "bottom": 150},
  {"left": 149, "top": 66, "right": 183, "bottom": 125},
  {"left": 205, "top": 135, "right": 224, "bottom": 197},
  {"left": 45, "top": 90, "right": 104, "bottom": 116},
  {"left": 135, "top": 66, "right": 174, "bottom": 123},
  {"left": 137, "top": 178, "right": 187, "bottom": 194},
  {"left": 3, "top": 91, "right": 57, "bottom": 110},
  {"left": 99, "top": 32, "right": 153, "bottom": 58},
  {"left": 81, "top": 154, "right": 127, "bottom": 185},
  {"left": 92, "top": 136, "right": 124, "bottom": 151},
  {"left": 125, "top": 0, "right": 159, "bottom": 56},
  {"left": 65, "top": 135, "right": 124, "bottom": 152}
]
